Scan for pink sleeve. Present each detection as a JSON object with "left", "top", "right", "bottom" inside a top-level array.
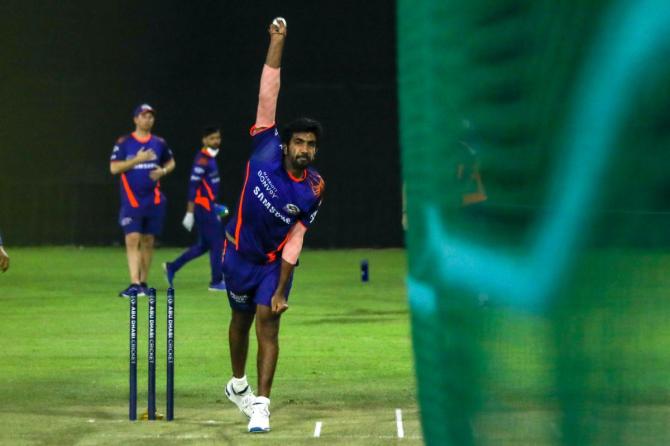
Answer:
[
  {"left": 254, "top": 64, "right": 281, "bottom": 133},
  {"left": 281, "top": 222, "right": 307, "bottom": 265}
]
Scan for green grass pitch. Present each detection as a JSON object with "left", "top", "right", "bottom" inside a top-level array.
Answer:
[
  {"left": 6, "top": 246, "right": 669, "bottom": 445},
  {"left": 0, "top": 247, "right": 420, "bottom": 445}
]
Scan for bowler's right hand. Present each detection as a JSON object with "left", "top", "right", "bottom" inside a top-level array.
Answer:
[
  {"left": 269, "top": 18, "right": 287, "bottom": 38},
  {"left": 182, "top": 212, "right": 194, "bottom": 232},
  {"left": 271, "top": 293, "right": 289, "bottom": 315}
]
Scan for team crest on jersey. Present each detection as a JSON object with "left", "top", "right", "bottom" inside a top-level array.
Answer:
[
  {"left": 198, "top": 157, "right": 209, "bottom": 166},
  {"left": 284, "top": 203, "right": 301, "bottom": 215}
]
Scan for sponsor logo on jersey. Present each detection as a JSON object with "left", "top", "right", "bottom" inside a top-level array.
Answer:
[
  {"left": 257, "top": 170, "right": 279, "bottom": 198},
  {"left": 194, "top": 167, "right": 205, "bottom": 174},
  {"left": 133, "top": 162, "right": 159, "bottom": 170},
  {"left": 284, "top": 203, "right": 301, "bottom": 215},
  {"left": 252, "top": 186, "right": 291, "bottom": 224}
]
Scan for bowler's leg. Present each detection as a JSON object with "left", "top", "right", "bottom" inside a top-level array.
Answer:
[
  {"left": 255, "top": 304, "right": 281, "bottom": 397},
  {"left": 229, "top": 309, "right": 255, "bottom": 378}
]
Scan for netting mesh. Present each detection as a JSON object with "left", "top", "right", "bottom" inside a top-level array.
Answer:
[{"left": 399, "top": 1, "right": 670, "bottom": 444}]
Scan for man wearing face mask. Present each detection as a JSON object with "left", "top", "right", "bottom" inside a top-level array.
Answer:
[{"left": 163, "top": 126, "right": 227, "bottom": 291}]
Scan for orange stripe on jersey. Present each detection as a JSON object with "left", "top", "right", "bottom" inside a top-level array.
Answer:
[
  {"left": 265, "top": 231, "right": 291, "bottom": 263},
  {"left": 249, "top": 124, "right": 275, "bottom": 136},
  {"left": 234, "top": 162, "right": 251, "bottom": 250},
  {"left": 194, "top": 189, "right": 211, "bottom": 211},
  {"left": 121, "top": 173, "right": 140, "bottom": 208},
  {"left": 202, "top": 178, "right": 215, "bottom": 200},
  {"left": 154, "top": 183, "right": 161, "bottom": 205}
]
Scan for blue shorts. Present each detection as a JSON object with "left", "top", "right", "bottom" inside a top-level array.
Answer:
[
  {"left": 119, "top": 210, "right": 165, "bottom": 236},
  {"left": 222, "top": 244, "right": 293, "bottom": 313}
]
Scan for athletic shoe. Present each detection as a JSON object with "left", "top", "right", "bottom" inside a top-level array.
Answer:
[
  {"left": 247, "top": 396, "right": 271, "bottom": 433},
  {"left": 163, "top": 262, "right": 175, "bottom": 287},
  {"left": 225, "top": 379, "right": 255, "bottom": 418},
  {"left": 208, "top": 280, "right": 227, "bottom": 292},
  {"left": 118, "top": 284, "right": 140, "bottom": 298},
  {"left": 138, "top": 282, "right": 149, "bottom": 297}
]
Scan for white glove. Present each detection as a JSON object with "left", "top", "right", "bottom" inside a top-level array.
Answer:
[{"left": 182, "top": 212, "right": 194, "bottom": 232}]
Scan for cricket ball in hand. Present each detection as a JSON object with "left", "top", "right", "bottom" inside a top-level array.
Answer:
[{"left": 272, "top": 17, "right": 287, "bottom": 28}]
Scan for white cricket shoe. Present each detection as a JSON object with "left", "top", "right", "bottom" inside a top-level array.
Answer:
[
  {"left": 225, "top": 378, "right": 255, "bottom": 418},
  {"left": 247, "top": 396, "right": 271, "bottom": 433}
]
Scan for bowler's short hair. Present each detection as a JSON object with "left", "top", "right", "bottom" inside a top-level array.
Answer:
[{"left": 281, "top": 118, "right": 323, "bottom": 145}]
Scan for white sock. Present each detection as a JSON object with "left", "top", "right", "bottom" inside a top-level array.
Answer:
[{"left": 231, "top": 375, "right": 249, "bottom": 393}]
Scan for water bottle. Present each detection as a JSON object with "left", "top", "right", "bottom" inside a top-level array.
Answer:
[{"left": 361, "top": 259, "right": 369, "bottom": 282}]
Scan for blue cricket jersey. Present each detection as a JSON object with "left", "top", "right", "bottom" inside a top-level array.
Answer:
[
  {"left": 187, "top": 149, "right": 221, "bottom": 213},
  {"left": 226, "top": 126, "right": 324, "bottom": 264},
  {"left": 110, "top": 132, "right": 174, "bottom": 215}
]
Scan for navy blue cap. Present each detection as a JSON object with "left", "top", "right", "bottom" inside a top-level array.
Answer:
[{"left": 133, "top": 103, "right": 155, "bottom": 117}]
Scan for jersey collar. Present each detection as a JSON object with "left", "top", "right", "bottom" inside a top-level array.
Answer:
[
  {"left": 287, "top": 168, "right": 307, "bottom": 182},
  {"left": 132, "top": 132, "right": 152, "bottom": 144},
  {"left": 201, "top": 147, "right": 219, "bottom": 157}
]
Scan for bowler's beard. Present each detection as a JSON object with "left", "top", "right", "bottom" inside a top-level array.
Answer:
[{"left": 291, "top": 154, "right": 311, "bottom": 169}]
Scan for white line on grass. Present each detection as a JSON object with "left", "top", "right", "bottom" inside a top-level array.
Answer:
[
  {"left": 396, "top": 408, "right": 405, "bottom": 438},
  {"left": 314, "top": 421, "right": 323, "bottom": 437}
]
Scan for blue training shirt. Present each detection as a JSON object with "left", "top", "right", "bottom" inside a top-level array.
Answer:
[
  {"left": 187, "top": 149, "right": 221, "bottom": 213},
  {"left": 226, "top": 126, "right": 324, "bottom": 264},
  {"left": 110, "top": 132, "right": 173, "bottom": 215}
]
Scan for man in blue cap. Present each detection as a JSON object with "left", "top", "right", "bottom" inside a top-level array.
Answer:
[{"left": 110, "top": 104, "right": 176, "bottom": 297}]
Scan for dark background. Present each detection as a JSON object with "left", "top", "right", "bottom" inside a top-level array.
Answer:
[{"left": 0, "top": 1, "right": 402, "bottom": 247}]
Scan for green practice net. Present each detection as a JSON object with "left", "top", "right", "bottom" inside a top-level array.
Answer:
[{"left": 398, "top": 1, "right": 670, "bottom": 445}]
